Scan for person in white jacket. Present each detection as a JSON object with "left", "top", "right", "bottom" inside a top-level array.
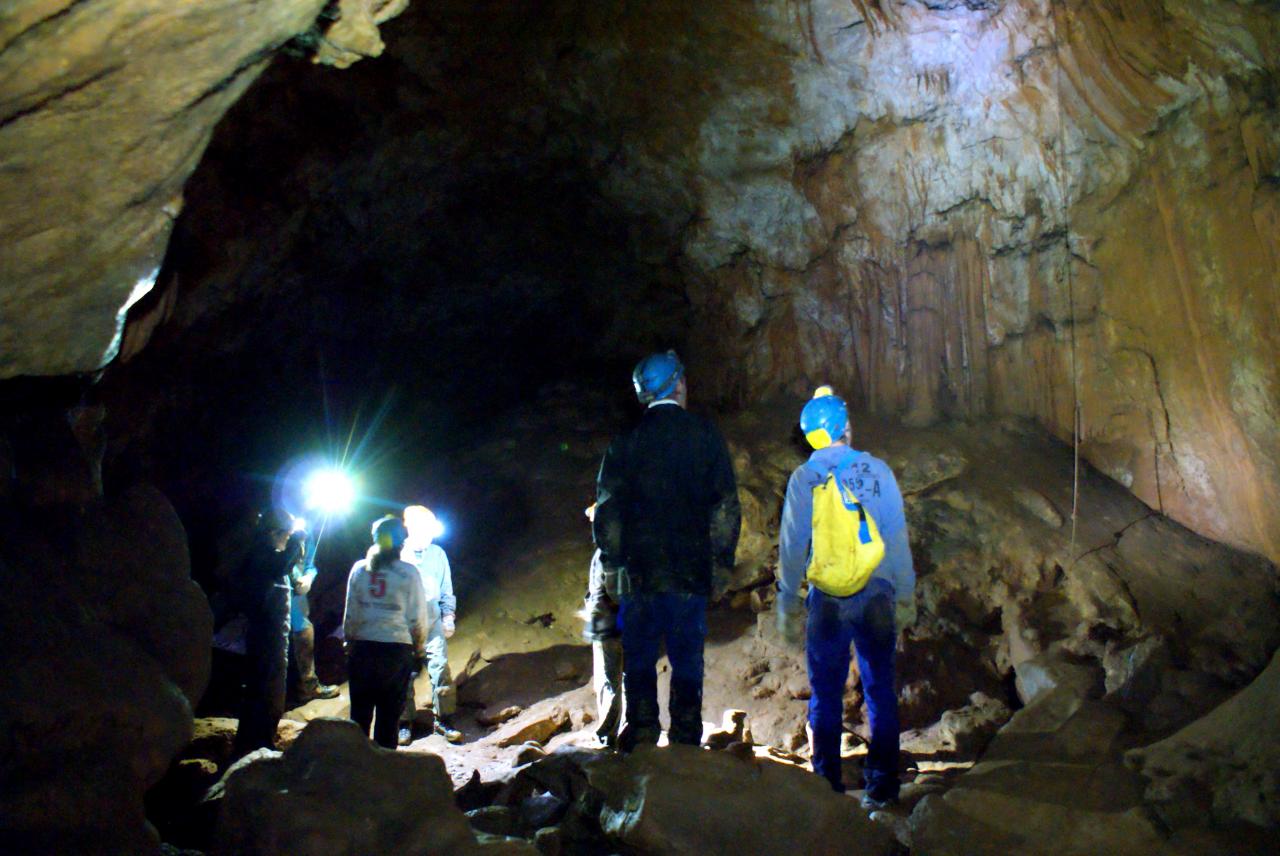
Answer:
[
  {"left": 398, "top": 505, "right": 462, "bottom": 744},
  {"left": 344, "top": 515, "right": 428, "bottom": 749}
]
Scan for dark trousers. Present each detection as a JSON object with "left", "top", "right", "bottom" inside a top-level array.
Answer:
[
  {"left": 233, "top": 581, "right": 291, "bottom": 755},
  {"left": 806, "top": 578, "right": 900, "bottom": 798},
  {"left": 619, "top": 592, "right": 707, "bottom": 748},
  {"left": 348, "top": 640, "right": 415, "bottom": 749}
]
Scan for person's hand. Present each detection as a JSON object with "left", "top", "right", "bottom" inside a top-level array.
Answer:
[
  {"left": 895, "top": 598, "right": 917, "bottom": 633},
  {"left": 442, "top": 614, "right": 456, "bottom": 639},
  {"left": 774, "top": 592, "right": 805, "bottom": 648}
]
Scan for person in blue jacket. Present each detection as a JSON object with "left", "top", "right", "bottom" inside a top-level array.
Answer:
[{"left": 775, "top": 386, "right": 916, "bottom": 808}]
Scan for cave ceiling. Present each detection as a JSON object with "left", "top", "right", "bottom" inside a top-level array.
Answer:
[{"left": 1, "top": 0, "right": 1278, "bottom": 562}]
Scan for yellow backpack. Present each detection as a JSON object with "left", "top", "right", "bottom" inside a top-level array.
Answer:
[{"left": 806, "top": 461, "right": 885, "bottom": 597}]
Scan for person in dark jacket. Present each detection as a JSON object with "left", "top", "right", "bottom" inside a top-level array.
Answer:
[
  {"left": 230, "top": 507, "right": 301, "bottom": 756},
  {"left": 594, "top": 350, "right": 741, "bottom": 751}
]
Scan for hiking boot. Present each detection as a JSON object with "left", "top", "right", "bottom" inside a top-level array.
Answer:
[
  {"left": 434, "top": 720, "right": 463, "bottom": 743},
  {"left": 398, "top": 727, "right": 414, "bottom": 746},
  {"left": 297, "top": 682, "right": 340, "bottom": 702}
]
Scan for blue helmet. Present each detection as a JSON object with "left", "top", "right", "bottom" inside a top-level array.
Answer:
[
  {"left": 800, "top": 386, "right": 848, "bottom": 449},
  {"left": 632, "top": 350, "right": 684, "bottom": 403},
  {"left": 371, "top": 515, "right": 407, "bottom": 551}
]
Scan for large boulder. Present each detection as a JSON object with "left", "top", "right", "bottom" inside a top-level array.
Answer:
[
  {"left": 0, "top": 483, "right": 211, "bottom": 854},
  {"left": 584, "top": 745, "right": 895, "bottom": 855},
  {"left": 1126, "top": 649, "right": 1280, "bottom": 829},
  {"left": 214, "top": 718, "right": 535, "bottom": 855},
  {"left": 909, "top": 787, "right": 1166, "bottom": 856}
]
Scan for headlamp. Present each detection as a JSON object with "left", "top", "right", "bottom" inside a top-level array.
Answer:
[{"left": 303, "top": 469, "right": 357, "bottom": 516}]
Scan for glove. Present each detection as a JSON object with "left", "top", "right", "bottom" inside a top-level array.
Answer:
[
  {"left": 774, "top": 592, "right": 805, "bottom": 648},
  {"left": 895, "top": 598, "right": 917, "bottom": 633},
  {"left": 442, "top": 614, "right": 456, "bottom": 639}
]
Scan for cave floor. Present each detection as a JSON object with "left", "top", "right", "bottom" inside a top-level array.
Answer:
[{"left": 168, "top": 394, "right": 1278, "bottom": 853}]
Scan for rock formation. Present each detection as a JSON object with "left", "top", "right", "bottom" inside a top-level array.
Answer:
[
  {"left": 73, "top": 0, "right": 1277, "bottom": 569},
  {"left": 0, "top": 477, "right": 211, "bottom": 852},
  {"left": 213, "top": 718, "right": 533, "bottom": 855},
  {"left": 0, "top": 0, "right": 409, "bottom": 379}
]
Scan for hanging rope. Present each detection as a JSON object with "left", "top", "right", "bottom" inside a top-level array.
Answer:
[{"left": 1050, "top": 0, "right": 1084, "bottom": 560}]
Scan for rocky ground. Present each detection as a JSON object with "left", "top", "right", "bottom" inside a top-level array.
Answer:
[{"left": 152, "top": 389, "right": 1280, "bottom": 853}]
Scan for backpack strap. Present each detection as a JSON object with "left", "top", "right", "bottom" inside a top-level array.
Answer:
[{"left": 803, "top": 448, "right": 860, "bottom": 482}]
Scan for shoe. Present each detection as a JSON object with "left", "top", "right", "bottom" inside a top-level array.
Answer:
[
  {"left": 398, "top": 727, "right": 413, "bottom": 746},
  {"left": 434, "top": 721, "right": 463, "bottom": 743},
  {"left": 296, "top": 682, "right": 340, "bottom": 702},
  {"left": 859, "top": 792, "right": 899, "bottom": 811}
]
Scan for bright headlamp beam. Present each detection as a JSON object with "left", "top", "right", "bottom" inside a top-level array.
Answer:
[{"left": 303, "top": 469, "right": 356, "bottom": 515}]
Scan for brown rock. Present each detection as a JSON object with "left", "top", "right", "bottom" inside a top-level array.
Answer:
[
  {"left": 0, "top": 484, "right": 208, "bottom": 853},
  {"left": 214, "top": 717, "right": 526, "bottom": 854},
  {"left": 1014, "top": 652, "right": 1104, "bottom": 706},
  {"left": 515, "top": 742, "right": 547, "bottom": 766},
  {"left": 495, "top": 708, "right": 571, "bottom": 748},
  {"left": 1126, "top": 648, "right": 1280, "bottom": 829},
  {"left": 478, "top": 705, "right": 524, "bottom": 727},
  {"left": 704, "top": 709, "right": 752, "bottom": 750},
  {"left": 532, "top": 825, "right": 562, "bottom": 856},
  {"left": 909, "top": 787, "right": 1165, "bottom": 856},
  {"left": 0, "top": 0, "right": 332, "bottom": 378},
  {"left": 586, "top": 746, "right": 895, "bottom": 855}
]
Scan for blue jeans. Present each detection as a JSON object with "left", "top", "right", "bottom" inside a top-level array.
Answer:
[
  {"left": 618, "top": 592, "right": 707, "bottom": 748},
  {"left": 807, "top": 578, "right": 899, "bottom": 798}
]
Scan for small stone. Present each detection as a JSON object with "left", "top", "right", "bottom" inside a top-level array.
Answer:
[
  {"left": 466, "top": 805, "right": 516, "bottom": 837},
  {"left": 785, "top": 675, "right": 811, "bottom": 700},
  {"left": 533, "top": 825, "right": 563, "bottom": 856},
  {"left": 477, "top": 705, "right": 523, "bottom": 727},
  {"left": 496, "top": 708, "right": 571, "bottom": 748},
  {"left": 1014, "top": 653, "right": 1103, "bottom": 706},
  {"left": 515, "top": 742, "right": 547, "bottom": 766},
  {"left": 705, "top": 709, "right": 751, "bottom": 749}
]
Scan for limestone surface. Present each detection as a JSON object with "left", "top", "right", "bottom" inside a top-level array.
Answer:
[
  {"left": 1126, "top": 648, "right": 1280, "bottom": 829},
  {"left": 213, "top": 717, "right": 535, "bottom": 855},
  {"left": 0, "top": 0, "right": 406, "bottom": 378}
]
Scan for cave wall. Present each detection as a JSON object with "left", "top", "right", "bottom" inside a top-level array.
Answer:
[
  {"left": 0, "top": 0, "right": 414, "bottom": 379},
  {"left": 425, "top": 0, "right": 1276, "bottom": 563},
  {"left": 3, "top": 0, "right": 1278, "bottom": 564}
]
